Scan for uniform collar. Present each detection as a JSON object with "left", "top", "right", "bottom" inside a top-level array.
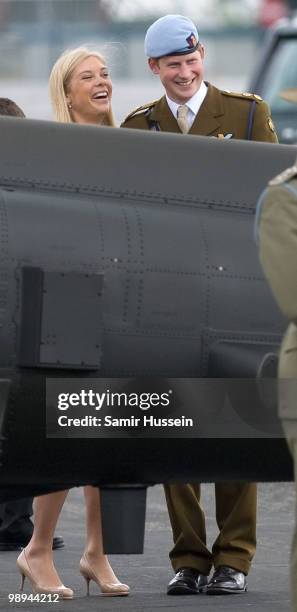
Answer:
[
  {"left": 149, "top": 83, "right": 225, "bottom": 135},
  {"left": 166, "top": 81, "right": 208, "bottom": 120}
]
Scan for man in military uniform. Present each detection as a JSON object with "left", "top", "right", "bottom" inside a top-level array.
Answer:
[
  {"left": 121, "top": 15, "right": 277, "bottom": 143},
  {"left": 257, "top": 89, "right": 297, "bottom": 610},
  {"left": 121, "top": 14, "right": 278, "bottom": 596}
]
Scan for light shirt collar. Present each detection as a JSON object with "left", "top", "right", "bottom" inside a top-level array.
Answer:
[{"left": 166, "top": 81, "right": 208, "bottom": 128}]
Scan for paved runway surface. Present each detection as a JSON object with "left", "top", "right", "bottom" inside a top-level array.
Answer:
[{"left": 0, "top": 482, "right": 294, "bottom": 612}]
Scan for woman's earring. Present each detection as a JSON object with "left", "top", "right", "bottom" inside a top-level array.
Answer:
[{"left": 68, "top": 103, "right": 72, "bottom": 109}]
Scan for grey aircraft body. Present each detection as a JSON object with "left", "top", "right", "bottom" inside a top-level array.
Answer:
[{"left": 0, "top": 117, "right": 296, "bottom": 539}]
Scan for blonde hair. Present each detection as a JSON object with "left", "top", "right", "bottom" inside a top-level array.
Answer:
[{"left": 49, "top": 46, "right": 116, "bottom": 126}]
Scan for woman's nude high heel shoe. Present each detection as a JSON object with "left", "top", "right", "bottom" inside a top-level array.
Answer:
[
  {"left": 79, "top": 553, "right": 129, "bottom": 596},
  {"left": 16, "top": 549, "right": 74, "bottom": 599}
]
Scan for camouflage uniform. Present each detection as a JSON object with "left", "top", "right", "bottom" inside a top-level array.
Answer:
[{"left": 258, "top": 162, "right": 297, "bottom": 612}]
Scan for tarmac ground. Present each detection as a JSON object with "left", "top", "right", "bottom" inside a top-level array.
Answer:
[{"left": 0, "top": 482, "right": 294, "bottom": 612}]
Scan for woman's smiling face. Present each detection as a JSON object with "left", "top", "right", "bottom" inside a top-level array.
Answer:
[{"left": 66, "top": 55, "right": 112, "bottom": 124}]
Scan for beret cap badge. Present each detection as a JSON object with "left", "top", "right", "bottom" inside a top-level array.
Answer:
[{"left": 186, "top": 33, "right": 198, "bottom": 49}]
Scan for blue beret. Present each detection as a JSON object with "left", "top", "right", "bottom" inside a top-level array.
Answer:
[{"left": 144, "top": 14, "right": 199, "bottom": 59}]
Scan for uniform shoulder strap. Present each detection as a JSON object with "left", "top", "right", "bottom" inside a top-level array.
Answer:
[
  {"left": 123, "top": 100, "right": 158, "bottom": 123},
  {"left": 222, "top": 90, "right": 266, "bottom": 140},
  {"left": 221, "top": 90, "right": 263, "bottom": 103}
]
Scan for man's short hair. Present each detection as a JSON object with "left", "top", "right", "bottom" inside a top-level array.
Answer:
[{"left": 0, "top": 98, "right": 25, "bottom": 117}]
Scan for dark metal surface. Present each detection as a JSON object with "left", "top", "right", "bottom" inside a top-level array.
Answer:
[{"left": 0, "top": 117, "right": 295, "bottom": 493}]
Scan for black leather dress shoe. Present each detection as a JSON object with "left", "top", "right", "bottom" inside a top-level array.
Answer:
[
  {"left": 206, "top": 566, "right": 247, "bottom": 595},
  {"left": 0, "top": 520, "right": 64, "bottom": 551},
  {"left": 167, "top": 567, "right": 208, "bottom": 595}
]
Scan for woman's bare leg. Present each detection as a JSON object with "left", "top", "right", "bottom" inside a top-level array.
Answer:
[
  {"left": 83, "top": 486, "right": 121, "bottom": 584},
  {"left": 23, "top": 490, "right": 68, "bottom": 586}
]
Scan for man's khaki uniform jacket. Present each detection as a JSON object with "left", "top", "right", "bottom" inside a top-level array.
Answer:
[{"left": 121, "top": 82, "right": 278, "bottom": 143}]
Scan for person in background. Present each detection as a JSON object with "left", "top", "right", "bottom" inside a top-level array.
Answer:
[
  {"left": 0, "top": 97, "right": 64, "bottom": 554},
  {"left": 122, "top": 14, "right": 278, "bottom": 597},
  {"left": 0, "top": 98, "right": 25, "bottom": 118},
  {"left": 16, "top": 49, "right": 128, "bottom": 599},
  {"left": 257, "top": 86, "right": 297, "bottom": 612}
]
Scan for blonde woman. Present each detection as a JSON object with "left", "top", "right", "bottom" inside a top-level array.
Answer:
[
  {"left": 49, "top": 46, "right": 116, "bottom": 126},
  {"left": 17, "top": 47, "right": 129, "bottom": 600}
]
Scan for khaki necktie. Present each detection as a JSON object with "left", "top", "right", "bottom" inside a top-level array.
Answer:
[{"left": 177, "top": 105, "right": 189, "bottom": 134}]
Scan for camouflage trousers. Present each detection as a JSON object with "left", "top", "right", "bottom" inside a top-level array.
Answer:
[{"left": 286, "top": 435, "right": 297, "bottom": 612}]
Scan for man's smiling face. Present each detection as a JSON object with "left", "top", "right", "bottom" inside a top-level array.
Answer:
[{"left": 148, "top": 46, "right": 205, "bottom": 104}]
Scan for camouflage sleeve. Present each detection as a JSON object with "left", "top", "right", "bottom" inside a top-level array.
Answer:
[
  {"left": 252, "top": 101, "right": 278, "bottom": 143},
  {"left": 259, "top": 183, "right": 297, "bottom": 321}
]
